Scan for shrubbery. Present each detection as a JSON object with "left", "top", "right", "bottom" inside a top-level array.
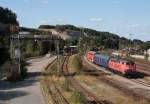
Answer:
[
  {"left": 1, "top": 60, "right": 27, "bottom": 82},
  {"left": 144, "top": 53, "right": 149, "bottom": 61},
  {"left": 68, "top": 54, "right": 82, "bottom": 73},
  {"left": 71, "top": 90, "right": 86, "bottom": 104}
]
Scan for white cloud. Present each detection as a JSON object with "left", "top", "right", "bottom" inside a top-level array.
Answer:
[
  {"left": 40, "top": 18, "right": 66, "bottom": 25},
  {"left": 42, "top": 0, "right": 49, "bottom": 4},
  {"left": 41, "top": 20, "right": 48, "bottom": 24},
  {"left": 89, "top": 17, "right": 103, "bottom": 22}
]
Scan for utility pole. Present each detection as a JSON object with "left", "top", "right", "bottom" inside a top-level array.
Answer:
[
  {"left": 79, "top": 27, "right": 84, "bottom": 53},
  {"left": 17, "top": 34, "right": 21, "bottom": 75},
  {"left": 10, "top": 34, "right": 21, "bottom": 75},
  {"left": 56, "top": 39, "right": 60, "bottom": 76},
  {"left": 118, "top": 37, "right": 120, "bottom": 57},
  {"left": 10, "top": 38, "right": 13, "bottom": 59}
]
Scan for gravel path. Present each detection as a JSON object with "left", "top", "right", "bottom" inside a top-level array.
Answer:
[{"left": 0, "top": 55, "right": 56, "bottom": 104}]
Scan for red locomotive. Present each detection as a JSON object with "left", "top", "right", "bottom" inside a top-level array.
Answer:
[
  {"left": 108, "top": 58, "right": 136, "bottom": 75},
  {"left": 86, "top": 51, "right": 96, "bottom": 62}
]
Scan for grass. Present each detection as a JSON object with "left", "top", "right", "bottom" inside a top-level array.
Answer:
[
  {"left": 144, "top": 53, "right": 149, "bottom": 61},
  {"left": 68, "top": 54, "right": 83, "bottom": 74},
  {"left": 62, "top": 80, "right": 71, "bottom": 92},
  {"left": 40, "top": 55, "right": 91, "bottom": 104},
  {"left": 40, "top": 77, "right": 53, "bottom": 104},
  {"left": 144, "top": 76, "right": 150, "bottom": 82},
  {"left": 75, "top": 75, "right": 149, "bottom": 104},
  {"left": 40, "top": 57, "right": 62, "bottom": 104},
  {"left": 71, "top": 90, "right": 86, "bottom": 104},
  {"left": 41, "top": 55, "right": 85, "bottom": 104},
  {"left": 56, "top": 75, "right": 88, "bottom": 104}
]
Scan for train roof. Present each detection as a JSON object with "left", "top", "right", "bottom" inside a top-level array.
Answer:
[
  {"left": 88, "top": 51, "right": 100, "bottom": 54},
  {"left": 95, "top": 54, "right": 111, "bottom": 59},
  {"left": 69, "top": 46, "right": 77, "bottom": 48},
  {"left": 110, "top": 57, "right": 134, "bottom": 63}
]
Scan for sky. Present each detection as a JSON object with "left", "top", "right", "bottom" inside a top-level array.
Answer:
[{"left": 0, "top": 0, "right": 150, "bottom": 41}]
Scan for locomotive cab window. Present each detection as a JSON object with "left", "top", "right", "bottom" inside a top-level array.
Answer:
[
  {"left": 126, "top": 62, "right": 135, "bottom": 65},
  {"left": 130, "top": 62, "right": 135, "bottom": 65}
]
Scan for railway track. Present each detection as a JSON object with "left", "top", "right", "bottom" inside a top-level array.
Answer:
[
  {"left": 134, "top": 58, "right": 150, "bottom": 65},
  {"left": 130, "top": 79, "right": 150, "bottom": 88},
  {"left": 45, "top": 58, "right": 69, "bottom": 104},
  {"left": 46, "top": 78, "right": 69, "bottom": 104},
  {"left": 86, "top": 56, "right": 150, "bottom": 87},
  {"left": 62, "top": 56, "right": 112, "bottom": 104},
  {"left": 136, "top": 66, "right": 150, "bottom": 76},
  {"left": 135, "top": 61, "right": 150, "bottom": 76},
  {"left": 83, "top": 56, "right": 150, "bottom": 90},
  {"left": 136, "top": 62, "right": 150, "bottom": 69},
  {"left": 137, "top": 65, "right": 150, "bottom": 71},
  {"left": 82, "top": 57, "right": 150, "bottom": 102},
  {"left": 133, "top": 58, "right": 150, "bottom": 71}
]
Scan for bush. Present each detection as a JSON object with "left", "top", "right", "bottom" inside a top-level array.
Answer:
[
  {"left": 71, "top": 91, "right": 86, "bottom": 104},
  {"left": 62, "top": 80, "right": 71, "bottom": 92},
  {"left": 1, "top": 60, "right": 27, "bottom": 82},
  {"left": 20, "top": 60, "right": 27, "bottom": 78},
  {"left": 126, "top": 52, "right": 131, "bottom": 58},
  {"left": 2, "top": 61, "right": 20, "bottom": 81},
  {"left": 69, "top": 54, "right": 82, "bottom": 73},
  {"left": 0, "top": 47, "right": 9, "bottom": 66},
  {"left": 144, "top": 53, "right": 149, "bottom": 61}
]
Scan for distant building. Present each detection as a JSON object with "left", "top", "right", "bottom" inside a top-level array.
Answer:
[
  {"left": 19, "top": 31, "right": 31, "bottom": 34},
  {"left": 147, "top": 49, "right": 150, "bottom": 55},
  {"left": 121, "top": 47, "right": 144, "bottom": 55},
  {"left": 63, "top": 45, "right": 78, "bottom": 54}
]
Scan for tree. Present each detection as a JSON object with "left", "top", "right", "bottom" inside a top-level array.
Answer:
[
  {"left": 0, "top": 7, "right": 19, "bottom": 25},
  {"left": 142, "top": 41, "right": 150, "bottom": 50},
  {"left": 38, "top": 25, "right": 55, "bottom": 29},
  {"left": 0, "top": 6, "right": 19, "bottom": 65}
]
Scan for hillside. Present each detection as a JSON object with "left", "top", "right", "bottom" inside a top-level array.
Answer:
[
  {"left": 39, "top": 25, "right": 117, "bottom": 39},
  {"left": 20, "top": 26, "right": 80, "bottom": 40},
  {"left": 38, "top": 24, "right": 119, "bottom": 38},
  {"left": 20, "top": 24, "right": 150, "bottom": 50}
]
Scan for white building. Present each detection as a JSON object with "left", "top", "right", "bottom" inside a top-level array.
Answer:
[{"left": 147, "top": 49, "right": 150, "bottom": 55}]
